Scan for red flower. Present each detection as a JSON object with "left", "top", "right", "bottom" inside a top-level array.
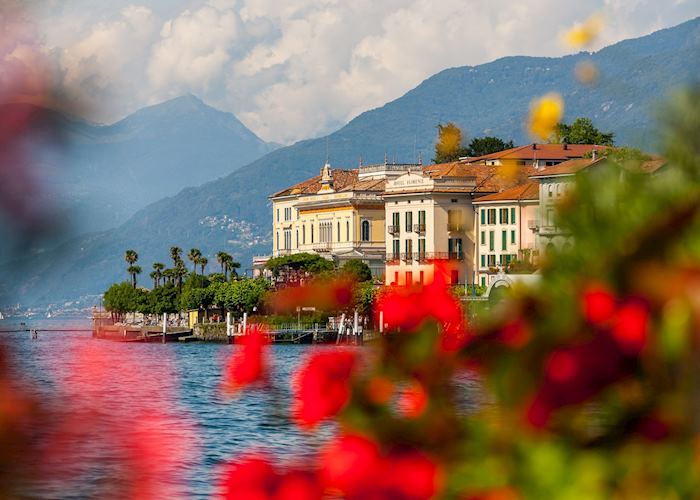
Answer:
[
  {"left": 293, "top": 350, "right": 358, "bottom": 427},
  {"left": 498, "top": 318, "right": 532, "bottom": 349},
  {"left": 223, "top": 326, "right": 269, "bottom": 395},
  {"left": 611, "top": 300, "right": 649, "bottom": 355},
  {"left": 319, "top": 434, "right": 381, "bottom": 496},
  {"left": 398, "top": 381, "right": 429, "bottom": 418},
  {"left": 379, "top": 449, "right": 442, "bottom": 500},
  {"left": 581, "top": 284, "right": 617, "bottom": 324},
  {"left": 634, "top": 415, "right": 671, "bottom": 441},
  {"left": 218, "top": 455, "right": 321, "bottom": 500}
]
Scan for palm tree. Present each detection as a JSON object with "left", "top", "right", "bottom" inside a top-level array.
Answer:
[
  {"left": 188, "top": 248, "right": 202, "bottom": 274},
  {"left": 163, "top": 268, "right": 175, "bottom": 286},
  {"left": 229, "top": 259, "right": 241, "bottom": 279},
  {"left": 173, "top": 260, "right": 188, "bottom": 290},
  {"left": 152, "top": 262, "right": 165, "bottom": 287},
  {"left": 217, "top": 251, "right": 231, "bottom": 280},
  {"left": 125, "top": 249, "right": 138, "bottom": 268},
  {"left": 127, "top": 265, "right": 142, "bottom": 288},
  {"left": 199, "top": 257, "right": 208, "bottom": 275},
  {"left": 170, "top": 246, "right": 182, "bottom": 267}
]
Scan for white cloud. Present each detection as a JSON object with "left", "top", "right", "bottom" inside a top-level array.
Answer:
[{"left": 28, "top": 0, "right": 700, "bottom": 141}]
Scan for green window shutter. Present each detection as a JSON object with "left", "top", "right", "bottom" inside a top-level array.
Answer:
[
  {"left": 480, "top": 231, "right": 485, "bottom": 245},
  {"left": 481, "top": 255, "right": 485, "bottom": 267},
  {"left": 511, "top": 230, "right": 515, "bottom": 244},
  {"left": 481, "top": 209, "right": 485, "bottom": 225},
  {"left": 502, "top": 230, "right": 507, "bottom": 251},
  {"left": 489, "top": 231, "right": 494, "bottom": 251},
  {"left": 481, "top": 277, "right": 486, "bottom": 287},
  {"left": 511, "top": 207, "right": 516, "bottom": 224}
]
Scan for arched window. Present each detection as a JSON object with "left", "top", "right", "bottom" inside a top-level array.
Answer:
[{"left": 361, "top": 220, "right": 371, "bottom": 241}]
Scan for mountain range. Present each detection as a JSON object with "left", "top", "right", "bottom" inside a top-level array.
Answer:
[{"left": 3, "top": 17, "right": 699, "bottom": 307}]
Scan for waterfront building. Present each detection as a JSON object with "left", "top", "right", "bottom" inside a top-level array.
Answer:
[
  {"left": 465, "top": 143, "right": 609, "bottom": 168},
  {"left": 472, "top": 181, "right": 539, "bottom": 287},
  {"left": 270, "top": 161, "right": 420, "bottom": 277},
  {"left": 383, "top": 162, "right": 515, "bottom": 287}
]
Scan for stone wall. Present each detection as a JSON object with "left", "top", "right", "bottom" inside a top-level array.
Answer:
[{"left": 193, "top": 323, "right": 229, "bottom": 342}]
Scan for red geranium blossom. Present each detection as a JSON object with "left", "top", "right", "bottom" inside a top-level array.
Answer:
[
  {"left": 581, "top": 283, "right": 617, "bottom": 324},
  {"left": 292, "top": 350, "right": 358, "bottom": 427},
  {"left": 223, "top": 326, "right": 269, "bottom": 395},
  {"left": 611, "top": 299, "right": 649, "bottom": 355}
]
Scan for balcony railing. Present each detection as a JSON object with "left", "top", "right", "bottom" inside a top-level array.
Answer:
[
  {"left": 313, "top": 242, "right": 331, "bottom": 252},
  {"left": 412, "top": 252, "right": 465, "bottom": 261},
  {"left": 413, "top": 223, "right": 426, "bottom": 233},
  {"left": 527, "top": 220, "right": 538, "bottom": 231},
  {"left": 401, "top": 252, "right": 413, "bottom": 262},
  {"left": 385, "top": 253, "right": 401, "bottom": 264},
  {"left": 447, "top": 223, "right": 464, "bottom": 232},
  {"left": 413, "top": 252, "right": 427, "bottom": 262},
  {"left": 388, "top": 225, "right": 400, "bottom": 235}
]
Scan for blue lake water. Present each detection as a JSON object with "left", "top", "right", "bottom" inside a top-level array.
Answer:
[
  {"left": 1, "top": 318, "right": 483, "bottom": 498},
  {"left": 2, "top": 319, "right": 338, "bottom": 498}
]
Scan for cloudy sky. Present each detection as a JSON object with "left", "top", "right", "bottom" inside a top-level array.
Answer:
[{"left": 7, "top": 0, "right": 700, "bottom": 144}]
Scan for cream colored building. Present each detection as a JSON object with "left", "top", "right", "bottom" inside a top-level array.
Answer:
[
  {"left": 270, "top": 161, "right": 418, "bottom": 277},
  {"left": 473, "top": 181, "right": 539, "bottom": 287}
]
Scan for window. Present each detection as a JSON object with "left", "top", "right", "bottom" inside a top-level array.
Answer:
[
  {"left": 405, "top": 211, "right": 413, "bottom": 231},
  {"left": 487, "top": 254, "right": 496, "bottom": 267},
  {"left": 284, "top": 229, "right": 291, "bottom": 249},
  {"left": 481, "top": 254, "right": 485, "bottom": 267},
  {"left": 448, "top": 209, "right": 463, "bottom": 231},
  {"left": 337, "top": 222, "right": 340, "bottom": 241},
  {"left": 361, "top": 220, "right": 370, "bottom": 241},
  {"left": 392, "top": 212, "right": 400, "bottom": 227},
  {"left": 487, "top": 208, "right": 497, "bottom": 224},
  {"left": 295, "top": 230, "right": 298, "bottom": 247},
  {"left": 511, "top": 207, "right": 516, "bottom": 224},
  {"left": 302, "top": 225, "right": 306, "bottom": 244},
  {"left": 276, "top": 209, "right": 280, "bottom": 222},
  {"left": 480, "top": 231, "right": 485, "bottom": 245},
  {"left": 450, "top": 270, "right": 459, "bottom": 285},
  {"left": 311, "top": 225, "right": 314, "bottom": 243},
  {"left": 320, "top": 221, "right": 332, "bottom": 243},
  {"left": 480, "top": 209, "right": 485, "bottom": 225},
  {"left": 448, "top": 238, "right": 463, "bottom": 258},
  {"left": 405, "top": 239, "right": 413, "bottom": 257},
  {"left": 406, "top": 271, "right": 413, "bottom": 285},
  {"left": 511, "top": 230, "right": 516, "bottom": 244},
  {"left": 284, "top": 207, "right": 292, "bottom": 221},
  {"left": 451, "top": 198, "right": 458, "bottom": 203},
  {"left": 418, "top": 238, "right": 426, "bottom": 259},
  {"left": 489, "top": 231, "right": 494, "bottom": 251},
  {"left": 392, "top": 239, "right": 400, "bottom": 259},
  {"left": 502, "top": 230, "right": 507, "bottom": 251},
  {"left": 276, "top": 232, "right": 279, "bottom": 250},
  {"left": 418, "top": 210, "right": 426, "bottom": 226},
  {"left": 481, "top": 277, "right": 486, "bottom": 287},
  {"left": 347, "top": 221, "right": 350, "bottom": 241},
  {"left": 499, "top": 208, "right": 509, "bottom": 224}
]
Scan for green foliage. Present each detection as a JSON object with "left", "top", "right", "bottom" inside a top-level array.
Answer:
[
  {"left": 265, "top": 253, "right": 334, "bottom": 277},
  {"left": 179, "top": 273, "right": 214, "bottom": 311},
  {"left": 104, "top": 282, "right": 147, "bottom": 315},
  {"left": 354, "top": 281, "right": 378, "bottom": 316},
  {"left": 554, "top": 117, "right": 615, "bottom": 145},
  {"left": 466, "top": 136, "right": 514, "bottom": 157},
  {"left": 340, "top": 259, "right": 373, "bottom": 282},
  {"left": 213, "top": 278, "right": 272, "bottom": 315},
  {"left": 146, "top": 283, "right": 180, "bottom": 314}
]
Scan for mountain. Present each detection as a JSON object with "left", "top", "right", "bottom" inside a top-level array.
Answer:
[
  {"left": 2, "top": 95, "right": 277, "bottom": 235},
  {"left": 3, "top": 17, "right": 700, "bottom": 307}
]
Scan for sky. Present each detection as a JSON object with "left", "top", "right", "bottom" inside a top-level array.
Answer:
[{"left": 5, "top": 0, "right": 700, "bottom": 144}]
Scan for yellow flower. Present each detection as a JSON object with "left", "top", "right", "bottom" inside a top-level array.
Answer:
[
  {"left": 528, "top": 93, "right": 564, "bottom": 141},
  {"left": 563, "top": 13, "right": 605, "bottom": 48}
]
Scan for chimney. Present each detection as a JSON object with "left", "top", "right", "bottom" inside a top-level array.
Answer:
[
  {"left": 532, "top": 143, "right": 537, "bottom": 150},
  {"left": 563, "top": 141, "right": 568, "bottom": 150}
]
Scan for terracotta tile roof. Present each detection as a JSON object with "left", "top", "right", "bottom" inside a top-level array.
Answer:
[
  {"left": 271, "top": 169, "right": 358, "bottom": 197},
  {"left": 528, "top": 157, "right": 603, "bottom": 178},
  {"left": 465, "top": 143, "right": 609, "bottom": 162},
  {"left": 420, "top": 162, "right": 537, "bottom": 193},
  {"left": 338, "top": 178, "right": 386, "bottom": 192},
  {"left": 473, "top": 181, "right": 539, "bottom": 203}
]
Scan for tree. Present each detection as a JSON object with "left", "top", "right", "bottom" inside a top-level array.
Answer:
[
  {"left": 214, "top": 278, "right": 272, "bottom": 316},
  {"left": 217, "top": 251, "right": 231, "bottom": 279},
  {"left": 466, "top": 136, "right": 514, "bottom": 157},
  {"left": 229, "top": 259, "right": 241, "bottom": 279},
  {"left": 146, "top": 283, "right": 180, "bottom": 315},
  {"left": 199, "top": 257, "right": 208, "bottom": 275},
  {"left": 170, "top": 246, "right": 182, "bottom": 267},
  {"left": 104, "top": 282, "right": 146, "bottom": 322},
  {"left": 151, "top": 262, "right": 165, "bottom": 288},
  {"left": 340, "top": 259, "right": 372, "bottom": 282},
  {"left": 266, "top": 253, "right": 335, "bottom": 279},
  {"left": 554, "top": 117, "right": 614, "bottom": 145},
  {"left": 433, "top": 122, "right": 469, "bottom": 163},
  {"left": 173, "top": 260, "right": 188, "bottom": 291},
  {"left": 127, "top": 265, "right": 141, "bottom": 288},
  {"left": 188, "top": 248, "right": 202, "bottom": 274}
]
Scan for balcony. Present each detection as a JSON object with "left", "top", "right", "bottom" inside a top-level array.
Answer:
[
  {"left": 413, "top": 223, "right": 426, "bottom": 234},
  {"left": 414, "top": 252, "right": 465, "bottom": 261},
  {"left": 401, "top": 252, "right": 413, "bottom": 262},
  {"left": 413, "top": 252, "right": 427, "bottom": 262},
  {"left": 313, "top": 242, "right": 331, "bottom": 252},
  {"left": 385, "top": 253, "right": 401, "bottom": 264},
  {"left": 388, "top": 225, "right": 400, "bottom": 235},
  {"left": 447, "top": 223, "right": 464, "bottom": 232},
  {"left": 527, "top": 219, "right": 538, "bottom": 231}
]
